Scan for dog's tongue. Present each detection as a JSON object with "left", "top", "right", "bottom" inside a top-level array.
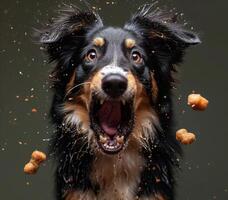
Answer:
[{"left": 98, "top": 101, "right": 121, "bottom": 136}]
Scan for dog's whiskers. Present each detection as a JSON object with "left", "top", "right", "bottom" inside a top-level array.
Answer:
[{"left": 64, "top": 82, "right": 91, "bottom": 100}]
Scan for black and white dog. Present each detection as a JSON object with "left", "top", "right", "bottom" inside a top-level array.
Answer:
[{"left": 38, "top": 4, "right": 200, "bottom": 200}]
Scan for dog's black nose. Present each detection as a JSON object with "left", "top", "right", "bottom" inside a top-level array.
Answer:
[{"left": 102, "top": 74, "right": 127, "bottom": 98}]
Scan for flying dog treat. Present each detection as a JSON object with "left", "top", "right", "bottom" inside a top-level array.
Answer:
[
  {"left": 24, "top": 150, "right": 47, "bottom": 174},
  {"left": 176, "top": 129, "right": 196, "bottom": 145},
  {"left": 187, "top": 94, "right": 209, "bottom": 111}
]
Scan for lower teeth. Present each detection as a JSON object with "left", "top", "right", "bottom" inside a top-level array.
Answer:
[
  {"left": 100, "top": 135, "right": 124, "bottom": 151},
  {"left": 103, "top": 144, "right": 120, "bottom": 150}
]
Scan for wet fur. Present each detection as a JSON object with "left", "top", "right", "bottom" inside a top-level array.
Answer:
[{"left": 37, "top": 4, "right": 200, "bottom": 200}]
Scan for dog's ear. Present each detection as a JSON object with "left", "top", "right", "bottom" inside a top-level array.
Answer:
[
  {"left": 37, "top": 6, "right": 103, "bottom": 62},
  {"left": 124, "top": 5, "right": 201, "bottom": 66}
]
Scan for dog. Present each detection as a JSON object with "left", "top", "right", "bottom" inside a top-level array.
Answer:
[{"left": 37, "top": 4, "right": 200, "bottom": 200}]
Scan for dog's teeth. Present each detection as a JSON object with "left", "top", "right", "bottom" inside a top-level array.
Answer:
[
  {"left": 100, "top": 135, "right": 107, "bottom": 144},
  {"left": 117, "top": 136, "right": 124, "bottom": 144},
  {"left": 122, "top": 99, "right": 126, "bottom": 105}
]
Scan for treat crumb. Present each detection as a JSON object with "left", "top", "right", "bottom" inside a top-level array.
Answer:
[
  {"left": 24, "top": 150, "right": 46, "bottom": 174},
  {"left": 176, "top": 129, "right": 196, "bottom": 145},
  {"left": 188, "top": 94, "right": 209, "bottom": 111}
]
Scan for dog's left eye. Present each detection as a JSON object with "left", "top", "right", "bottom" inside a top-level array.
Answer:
[
  {"left": 131, "top": 51, "right": 143, "bottom": 64},
  {"left": 85, "top": 49, "right": 97, "bottom": 62}
]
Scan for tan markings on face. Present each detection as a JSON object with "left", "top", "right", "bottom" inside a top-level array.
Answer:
[
  {"left": 63, "top": 72, "right": 92, "bottom": 135},
  {"left": 90, "top": 70, "right": 103, "bottom": 92},
  {"left": 151, "top": 72, "right": 158, "bottom": 102},
  {"left": 64, "top": 102, "right": 89, "bottom": 127},
  {"left": 125, "top": 38, "right": 136, "bottom": 49},
  {"left": 126, "top": 72, "right": 137, "bottom": 93},
  {"left": 93, "top": 37, "right": 105, "bottom": 47},
  {"left": 128, "top": 73, "right": 160, "bottom": 149}
]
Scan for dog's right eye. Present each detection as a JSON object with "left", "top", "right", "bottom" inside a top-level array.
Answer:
[
  {"left": 85, "top": 49, "right": 97, "bottom": 62},
  {"left": 131, "top": 51, "right": 143, "bottom": 65}
]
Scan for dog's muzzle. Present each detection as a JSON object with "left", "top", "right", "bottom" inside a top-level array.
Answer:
[{"left": 90, "top": 68, "right": 135, "bottom": 154}]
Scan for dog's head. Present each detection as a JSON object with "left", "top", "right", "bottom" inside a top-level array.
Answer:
[{"left": 39, "top": 5, "right": 200, "bottom": 155}]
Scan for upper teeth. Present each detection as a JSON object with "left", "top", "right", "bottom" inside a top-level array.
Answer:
[
  {"left": 99, "top": 135, "right": 107, "bottom": 143},
  {"left": 104, "top": 143, "right": 120, "bottom": 150},
  {"left": 122, "top": 99, "right": 126, "bottom": 105}
]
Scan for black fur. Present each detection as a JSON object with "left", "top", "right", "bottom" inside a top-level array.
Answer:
[{"left": 38, "top": 4, "right": 200, "bottom": 200}]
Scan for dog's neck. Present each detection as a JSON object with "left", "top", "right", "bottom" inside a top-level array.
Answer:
[{"left": 90, "top": 141, "right": 144, "bottom": 200}]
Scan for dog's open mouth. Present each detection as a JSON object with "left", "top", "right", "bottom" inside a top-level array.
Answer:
[{"left": 90, "top": 95, "right": 134, "bottom": 154}]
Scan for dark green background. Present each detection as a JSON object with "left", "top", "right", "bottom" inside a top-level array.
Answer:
[{"left": 0, "top": 0, "right": 227, "bottom": 199}]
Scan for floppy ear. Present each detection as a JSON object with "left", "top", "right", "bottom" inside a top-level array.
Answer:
[
  {"left": 36, "top": 6, "right": 103, "bottom": 87},
  {"left": 37, "top": 6, "right": 103, "bottom": 63},
  {"left": 124, "top": 5, "right": 201, "bottom": 66}
]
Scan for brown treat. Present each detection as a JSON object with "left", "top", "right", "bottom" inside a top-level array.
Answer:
[
  {"left": 176, "top": 129, "right": 196, "bottom": 145},
  {"left": 24, "top": 150, "right": 47, "bottom": 174},
  {"left": 187, "top": 94, "right": 209, "bottom": 111},
  {"left": 31, "top": 150, "right": 47, "bottom": 164},
  {"left": 24, "top": 162, "right": 38, "bottom": 174}
]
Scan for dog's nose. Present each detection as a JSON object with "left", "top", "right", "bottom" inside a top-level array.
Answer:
[{"left": 102, "top": 74, "right": 127, "bottom": 98}]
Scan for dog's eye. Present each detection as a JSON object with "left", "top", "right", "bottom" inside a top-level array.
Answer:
[
  {"left": 131, "top": 51, "right": 143, "bottom": 64},
  {"left": 85, "top": 49, "right": 97, "bottom": 62}
]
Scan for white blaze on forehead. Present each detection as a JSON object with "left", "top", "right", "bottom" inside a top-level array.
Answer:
[
  {"left": 100, "top": 46, "right": 127, "bottom": 77},
  {"left": 100, "top": 65, "right": 127, "bottom": 77}
]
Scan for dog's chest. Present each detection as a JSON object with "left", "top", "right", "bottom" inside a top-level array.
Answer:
[{"left": 90, "top": 149, "right": 144, "bottom": 200}]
